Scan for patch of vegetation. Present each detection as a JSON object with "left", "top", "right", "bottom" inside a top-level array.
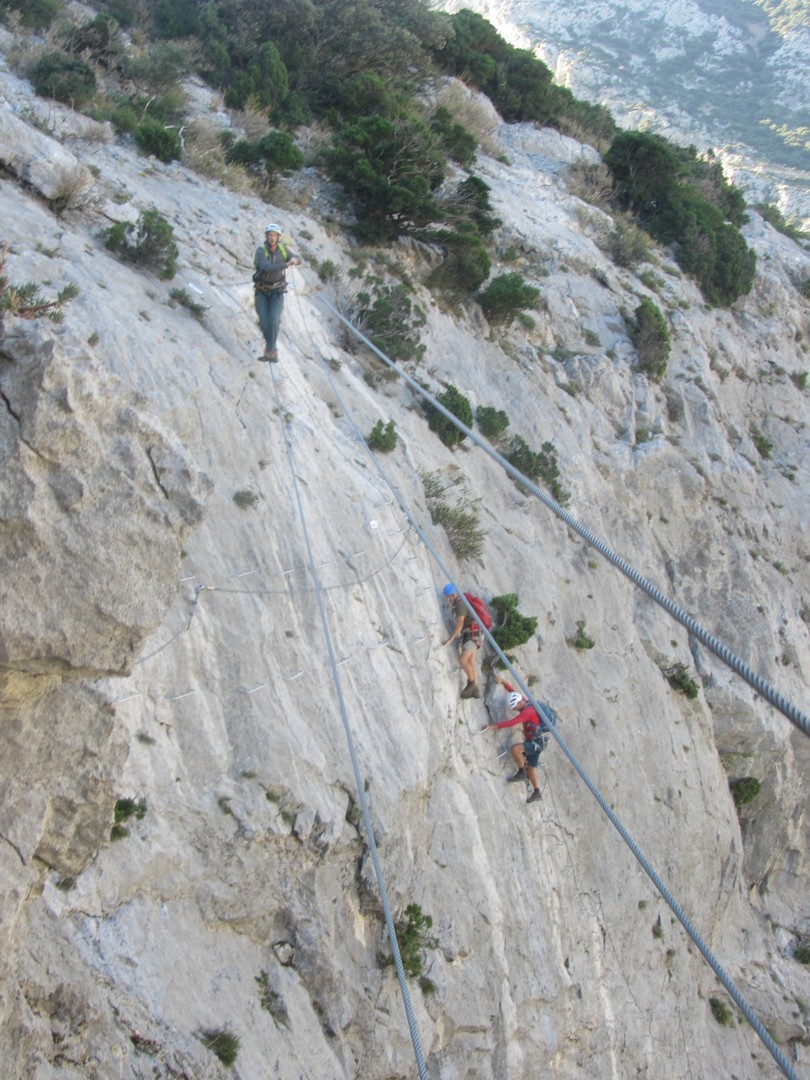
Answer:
[
  {"left": 0, "top": 243, "right": 78, "bottom": 326},
  {"left": 476, "top": 404, "right": 510, "bottom": 441},
  {"left": 424, "top": 384, "right": 473, "bottom": 449},
  {"left": 795, "top": 944, "right": 810, "bottom": 965},
  {"left": 751, "top": 430, "right": 773, "bottom": 459},
  {"left": 429, "top": 500, "right": 484, "bottom": 562},
  {"left": 434, "top": 9, "right": 617, "bottom": 146},
  {"left": 628, "top": 298, "right": 671, "bottom": 379},
  {"left": 31, "top": 51, "right": 97, "bottom": 106},
  {"left": 709, "top": 997, "right": 734, "bottom": 1026},
  {"left": 111, "top": 797, "right": 146, "bottom": 841},
  {"left": 46, "top": 164, "right": 104, "bottom": 217},
  {"left": 1, "top": 0, "right": 62, "bottom": 30},
  {"left": 477, "top": 271, "right": 540, "bottom": 326},
  {"left": 233, "top": 489, "right": 259, "bottom": 509},
  {"left": 504, "top": 436, "right": 569, "bottom": 505},
  {"left": 346, "top": 799, "right": 362, "bottom": 828},
  {"left": 422, "top": 471, "right": 485, "bottom": 562},
  {"left": 431, "top": 104, "right": 477, "bottom": 166},
  {"left": 490, "top": 593, "right": 537, "bottom": 651},
  {"left": 366, "top": 419, "right": 397, "bottom": 452},
  {"left": 571, "top": 619, "right": 595, "bottom": 650},
  {"left": 605, "top": 132, "right": 755, "bottom": 306},
  {"left": 256, "top": 971, "right": 289, "bottom": 1026},
  {"left": 638, "top": 269, "right": 663, "bottom": 293},
  {"left": 666, "top": 662, "right": 700, "bottom": 699},
  {"left": 380, "top": 903, "right": 437, "bottom": 980},
  {"left": 168, "top": 287, "right": 207, "bottom": 320},
  {"left": 610, "top": 213, "right": 652, "bottom": 269},
  {"left": 317, "top": 259, "right": 340, "bottom": 285},
  {"left": 103, "top": 209, "right": 178, "bottom": 280},
  {"left": 225, "top": 130, "right": 304, "bottom": 184},
  {"left": 199, "top": 1028, "right": 239, "bottom": 1067},
  {"left": 729, "top": 777, "right": 761, "bottom": 808},
  {"left": 348, "top": 277, "right": 426, "bottom": 366},
  {"left": 652, "top": 915, "right": 664, "bottom": 940},
  {"left": 134, "top": 119, "right": 182, "bottom": 163},
  {"left": 425, "top": 220, "right": 493, "bottom": 297},
  {"left": 791, "top": 371, "right": 807, "bottom": 391},
  {"left": 57, "top": 12, "right": 124, "bottom": 71},
  {"left": 325, "top": 113, "right": 445, "bottom": 243},
  {"left": 565, "top": 160, "right": 614, "bottom": 209},
  {"left": 756, "top": 203, "right": 809, "bottom": 244}
]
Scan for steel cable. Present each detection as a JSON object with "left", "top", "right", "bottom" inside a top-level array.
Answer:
[
  {"left": 268, "top": 364, "right": 429, "bottom": 1080},
  {"left": 320, "top": 298, "right": 809, "bottom": 740},
  {"left": 316, "top": 306, "right": 801, "bottom": 1080}
]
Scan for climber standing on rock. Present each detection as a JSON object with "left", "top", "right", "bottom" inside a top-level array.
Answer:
[
  {"left": 441, "top": 584, "right": 492, "bottom": 700},
  {"left": 253, "top": 222, "right": 300, "bottom": 363}
]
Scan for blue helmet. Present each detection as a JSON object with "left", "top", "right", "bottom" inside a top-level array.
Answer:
[{"left": 443, "top": 583, "right": 457, "bottom": 597}]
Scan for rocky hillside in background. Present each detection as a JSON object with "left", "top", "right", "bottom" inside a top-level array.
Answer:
[
  {"left": 439, "top": 0, "right": 810, "bottom": 226},
  {"left": 1, "top": 24, "right": 810, "bottom": 1080}
]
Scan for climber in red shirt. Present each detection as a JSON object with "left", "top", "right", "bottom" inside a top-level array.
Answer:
[{"left": 483, "top": 672, "right": 550, "bottom": 804}]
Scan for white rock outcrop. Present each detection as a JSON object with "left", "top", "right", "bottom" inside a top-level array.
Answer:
[{"left": 0, "top": 43, "right": 808, "bottom": 1080}]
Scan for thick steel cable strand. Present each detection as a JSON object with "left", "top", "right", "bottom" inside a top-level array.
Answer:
[
  {"left": 268, "top": 367, "right": 430, "bottom": 1080},
  {"left": 316, "top": 339, "right": 801, "bottom": 1080},
  {"left": 320, "top": 298, "right": 810, "bottom": 740}
]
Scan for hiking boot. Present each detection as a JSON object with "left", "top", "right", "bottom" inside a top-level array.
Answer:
[
  {"left": 526, "top": 788, "right": 542, "bottom": 804},
  {"left": 507, "top": 768, "right": 526, "bottom": 783},
  {"left": 264, "top": 348, "right": 279, "bottom": 362},
  {"left": 460, "top": 681, "right": 479, "bottom": 699}
]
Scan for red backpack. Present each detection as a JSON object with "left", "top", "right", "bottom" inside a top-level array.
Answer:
[{"left": 464, "top": 593, "right": 492, "bottom": 634}]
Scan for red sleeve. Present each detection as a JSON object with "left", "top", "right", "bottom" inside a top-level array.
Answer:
[
  {"left": 496, "top": 714, "right": 524, "bottom": 730},
  {"left": 502, "top": 681, "right": 515, "bottom": 693}
]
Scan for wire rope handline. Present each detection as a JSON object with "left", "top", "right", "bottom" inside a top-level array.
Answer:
[
  {"left": 315, "top": 344, "right": 800, "bottom": 1080},
  {"left": 268, "top": 367, "right": 429, "bottom": 1080},
  {"left": 320, "top": 297, "right": 810, "bottom": 741}
]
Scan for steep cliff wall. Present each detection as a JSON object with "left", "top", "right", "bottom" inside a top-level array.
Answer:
[{"left": 0, "top": 42, "right": 808, "bottom": 1080}]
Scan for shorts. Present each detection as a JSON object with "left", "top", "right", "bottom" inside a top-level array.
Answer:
[
  {"left": 460, "top": 631, "right": 482, "bottom": 655},
  {"left": 523, "top": 744, "right": 541, "bottom": 768},
  {"left": 523, "top": 739, "right": 545, "bottom": 767}
]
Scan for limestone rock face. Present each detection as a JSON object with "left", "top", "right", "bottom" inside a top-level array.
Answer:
[
  {"left": 0, "top": 330, "right": 210, "bottom": 681},
  {"left": 0, "top": 105, "right": 99, "bottom": 204},
  {"left": 0, "top": 37, "right": 808, "bottom": 1080}
]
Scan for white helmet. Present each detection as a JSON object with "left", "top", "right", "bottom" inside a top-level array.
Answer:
[
  {"left": 265, "top": 222, "right": 282, "bottom": 233},
  {"left": 508, "top": 692, "right": 523, "bottom": 709}
]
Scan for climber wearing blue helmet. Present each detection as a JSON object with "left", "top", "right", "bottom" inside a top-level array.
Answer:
[{"left": 441, "top": 584, "right": 491, "bottom": 700}]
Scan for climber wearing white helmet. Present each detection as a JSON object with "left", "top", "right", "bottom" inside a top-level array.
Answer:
[
  {"left": 253, "top": 222, "right": 300, "bottom": 362},
  {"left": 482, "top": 672, "right": 553, "bottom": 804}
]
